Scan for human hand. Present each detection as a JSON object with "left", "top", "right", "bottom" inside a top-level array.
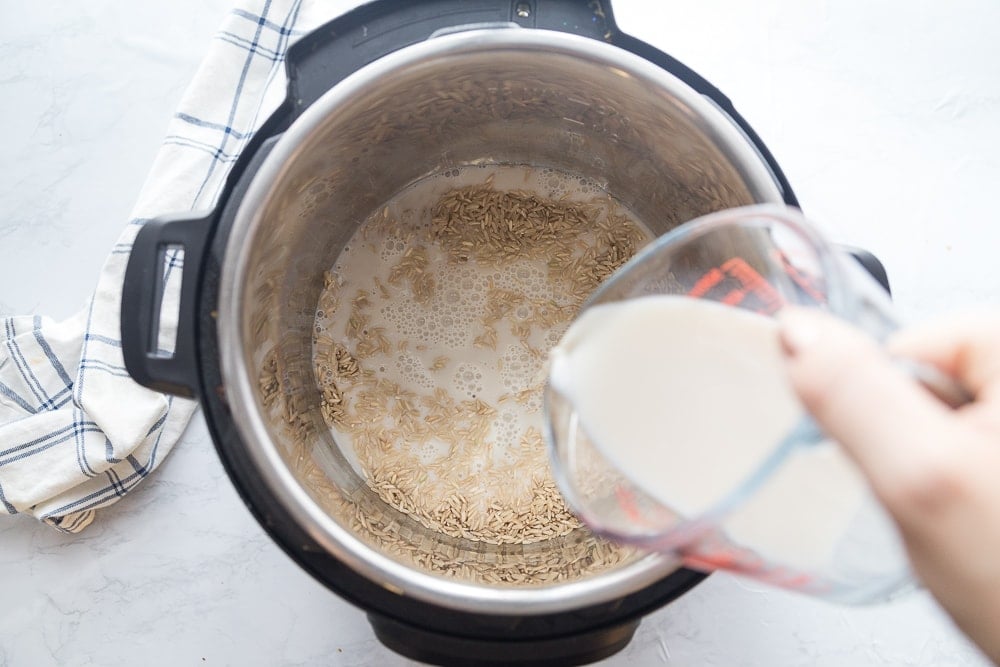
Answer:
[{"left": 779, "top": 307, "right": 1000, "bottom": 664}]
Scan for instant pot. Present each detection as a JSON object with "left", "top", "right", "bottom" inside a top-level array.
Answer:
[{"left": 121, "top": 1, "right": 889, "bottom": 664}]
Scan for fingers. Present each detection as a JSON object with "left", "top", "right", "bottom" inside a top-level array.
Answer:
[
  {"left": 778, "top": 307, "right": 967, "bottom": 517},
  {"left": 887, "top": 310, "right": 1000, "bottom": 401},
  {"left": 780, "top": 308, "right": 1000, "bottom": 664}
]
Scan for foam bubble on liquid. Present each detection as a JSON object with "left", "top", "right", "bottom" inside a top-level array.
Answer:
[
  {"left": 452, "top": 362, "right": 485, "bottom": 400},
  {"left": 395, "top": 350, "right": 436, "bottom": 389},
  {"left": 417, "top": 440, "right": 450, "bottom": 466},
  {"left": 313, "top": 163, "right": 652, "bottom": 495}
]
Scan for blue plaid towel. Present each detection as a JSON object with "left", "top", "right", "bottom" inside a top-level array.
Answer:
[{"left": 0, "top": 0, "right": 344, "bottom": 533}]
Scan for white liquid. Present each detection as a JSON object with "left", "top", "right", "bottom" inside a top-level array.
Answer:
[
  {"left": 550, "top": 295, "right": 869, "bottom": 571},
  {"left": 314, "top": 164, "right": 651, "bottom": 513}
]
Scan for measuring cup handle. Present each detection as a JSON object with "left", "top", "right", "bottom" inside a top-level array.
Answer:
[{"left": 895, "top": 359, "right": 974, "bottom": 409}]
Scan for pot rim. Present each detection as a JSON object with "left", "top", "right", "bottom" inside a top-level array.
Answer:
[{"left": 219, "top": 26, "right": 782, "bottom": 615}]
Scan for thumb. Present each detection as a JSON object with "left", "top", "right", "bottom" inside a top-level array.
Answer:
[{"left": 778, "top": 307, "right": 959, "bottom": 516}]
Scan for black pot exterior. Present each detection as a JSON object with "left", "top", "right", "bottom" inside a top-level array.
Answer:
[{"left": 123, "top": 1, "right": 804, "bottom": 664}]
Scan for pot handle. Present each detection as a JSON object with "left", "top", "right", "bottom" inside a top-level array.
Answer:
[
  {"left": 284, "top": 0, "right": 617, "bottom": 118},
  {"left": 841, "top": 246, "right": 891, "bottom": 294},
  {"left": 120, "top": 211, "right": 214, "bottom": 398}
]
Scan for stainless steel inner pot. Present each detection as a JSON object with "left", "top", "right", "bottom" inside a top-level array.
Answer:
[{"left": 219, "top": 27, "right": 783, "bottom": 615}]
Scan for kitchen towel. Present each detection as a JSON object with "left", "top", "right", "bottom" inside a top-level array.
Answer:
[{"left": 0, "top": 0, "right": 344, "bottom": 533}]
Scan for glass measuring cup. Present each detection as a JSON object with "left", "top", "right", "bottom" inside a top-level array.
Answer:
[{"left": 544, "top": 204, "right": 968, "bottom": 603}]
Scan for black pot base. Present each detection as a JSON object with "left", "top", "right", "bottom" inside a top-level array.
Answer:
[{"left": 369, "top": 614, "right": 639, "bottom": 666}]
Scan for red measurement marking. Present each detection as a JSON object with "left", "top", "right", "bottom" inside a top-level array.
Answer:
[
  {"left": 615, "top": 485, "right": 645, "bottom": 525},
  {"left": 773, "top": 249, "right": 826, "bottom": 304},
  {"left": 688, "top": 267, "right": 726, "bottom": 298},
  {"left": 682, "top": 550, "right": 741, "bottom": 572},
  {"left": 679, "top": 530, "right": 826, "bottom": 592},
  {"left": 687, "top": 257, "right": 784, "bottom": 314}
]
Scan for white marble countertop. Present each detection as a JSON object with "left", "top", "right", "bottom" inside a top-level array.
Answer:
[{"left": 2, "top": 1, "right": 999, "bottom": 665}]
